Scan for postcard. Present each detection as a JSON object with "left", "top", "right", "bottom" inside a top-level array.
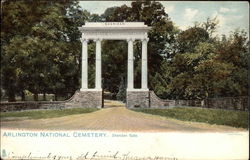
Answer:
[{"left": 1, "top": 1, "right": 249, "bottom": 160}]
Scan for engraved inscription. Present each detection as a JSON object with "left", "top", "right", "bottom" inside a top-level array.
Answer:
[{"left": 105, "top": 22, "right": 125, "bottom": 25}]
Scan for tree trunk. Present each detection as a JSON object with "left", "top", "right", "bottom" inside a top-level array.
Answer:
[
  {"left": 8, "top": 90, "right": 16, "bottom": 102},
  {"left": 21, "top": 91, "right": 25, "bottom": 101},
  {"left": 34, "top": 93, "right": 38, "bottom": 101},
  {"left": 54, "top": 93, "right": 58, "bottom": 101},
  {"left": 43, "top": 93, "right": 46, "bottom": 101}
]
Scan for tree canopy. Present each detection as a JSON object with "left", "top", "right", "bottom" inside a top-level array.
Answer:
[{"left": 0, "top": 1, "right": 248, "bottom": 101}]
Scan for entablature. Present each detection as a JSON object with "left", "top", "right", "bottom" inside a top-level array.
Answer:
[{"left": 78, "top": 22, "right": 151, "bottom": 40}]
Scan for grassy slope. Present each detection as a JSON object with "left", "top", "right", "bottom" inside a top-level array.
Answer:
[
  {"left": 0, "top": 108, "right": 98, "bottom": 121},
  {"left": 133, "top": 107, "right": 249, "bottom": 129}
]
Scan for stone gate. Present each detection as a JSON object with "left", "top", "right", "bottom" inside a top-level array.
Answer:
[{"left": 75, "top": 22, "right": 151, "bottom": 108}]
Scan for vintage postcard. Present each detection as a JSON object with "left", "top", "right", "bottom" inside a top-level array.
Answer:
[{"left": 0, "top": 1, "right": 249, "bottom": 160}]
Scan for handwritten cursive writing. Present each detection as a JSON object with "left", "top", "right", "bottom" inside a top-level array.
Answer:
[{"left": 4, "top": 151, "right": 178, "bottom": 160}]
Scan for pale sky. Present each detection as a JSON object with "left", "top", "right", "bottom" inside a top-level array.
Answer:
[{"left": 79, "top": 1, "right": 249, "bottom": 37}]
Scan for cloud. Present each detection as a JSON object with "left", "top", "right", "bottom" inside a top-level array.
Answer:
[
  {"left": 184, "top": 8, "right": 199, "bottom": 21},
  {"left": 211, "top": 11, "right": 243, "bottom": 36},
  {"left": 219, "top": 7, "right": 230, "bottom": 13},
  {"left": 164, "top": 5, "right": 175, "bottom": 13},
  {"left": 212, "top": 11, "right": 226, "bottom": 25},
  {"left": 213, "top": 10, "right": 244, "bottom": 27},
  {"left": 219, "top": 7, "right": 237, "bottom": 13},
  {"left": 177, "top": 8, "right": 201, "bottom": 31},
  {"left": 179, "top": 25, "right": 188, "bottom": 31}
]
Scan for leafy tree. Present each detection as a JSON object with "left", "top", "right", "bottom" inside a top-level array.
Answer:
[
  {"left": 177, "top": 27, "right": 209, "bottom": 54},
  {"left": 1, "top": 1, "right": 248, "bottom": 102},
  {"left": 1, "top": 1, "right": 47, "bottom": 101},
  {"left": 213, "top": 30, "right": 249, "bottom": 97},
  {"left": 116, "top": 77, "right": 126, "bottom": 102},
  {"left": 1, "top": 1, "right": 87, "bottom": 101},
  {"left": 100, "top": 1, "right": 176, "bottom": 95},
  {"left": 153, "top": 28, "right": 248, "bottom": 100}
]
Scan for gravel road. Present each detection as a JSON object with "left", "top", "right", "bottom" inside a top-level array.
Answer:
[{"left": 1, "top": 100, "right": 246, "bottom": 132}]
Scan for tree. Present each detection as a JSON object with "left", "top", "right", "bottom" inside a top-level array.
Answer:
[
  {"left": 177, "top": 27, "right": 209, "bottom": 54},
  {"left": 1, "top": 1, "right": 87, "bottom": 101},
  {"left": 99, "top": 1, "right": 176, "bottom": 95},
  {"left": 116, "top": 77, "right": 126, "bottom": 102},
  {"left": 1, "top": 1, "right": 48, "bottom": 101},
  {"left": 213, "top": 30, "right": 249, "bottom": 97},
  {"left": 153, "top": 27, "right": 248, "bottom": 100}
]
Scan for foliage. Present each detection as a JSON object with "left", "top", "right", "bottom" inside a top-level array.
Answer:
[
  {"left": 133, "top": 107, "right": 249, "bottom": 129},
  {"left": 177, "top": 27, "right": 209, "bottom": 53},
  {"left": 100, "top": 1, "right": 176, "bottom": 93},
  {"left": 0, "top": 1, "right": 248, "bottom": 102},
  {"left": 1, "top": 1, "right": 86, "bottom": 101},
  {"left": 116, "top": 77, "right": 126, "bottom": 102},
  {"left": 151, "top": 26, "right": 248, "bottom": 100}
]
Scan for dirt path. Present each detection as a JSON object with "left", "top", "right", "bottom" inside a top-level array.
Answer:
[{"left": 1, "top": 100, "right": 246, "bottom": 132}]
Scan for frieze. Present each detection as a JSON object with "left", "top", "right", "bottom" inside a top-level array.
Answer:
[
  {"left": 83, "top": 32, "right": 146, "bottom": 36},
  {"left": 104, "top": 22, "right": 126, "bottom": 26}
]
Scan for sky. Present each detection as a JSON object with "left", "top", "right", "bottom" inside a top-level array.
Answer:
[{"left": 79, "top": 1, "right": 249, "bottom": 37}]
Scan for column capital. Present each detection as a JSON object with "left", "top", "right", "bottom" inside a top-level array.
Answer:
[
  {"left": 141, "top": 38, "right": 149, "bottom": 42},
  {"left": 80, "top": 38, "right": 89, "bottom": 43},
  {"left": 93, "top": 38, "right": 102, "bottom": 42},
  {"left": 127, "top": 38, "right": 135, "bottom": 42}
]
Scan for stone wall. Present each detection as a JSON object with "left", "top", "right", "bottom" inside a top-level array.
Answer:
[
  {"left": 65, "top": 90, "right": 103, "bottom": 108},
  {"left": 0, "top": 101, "right": 65, "bottom": 112},
  {"left": 174, "top": 100, "right": 203, "bottom": 107},
  {"left": 174, "top": 97, "right": 248, "bottom": 111},
  {"left": 147, "top": 91, "right": 248, "bottom": 111},
  {"left": 204, "top": 97, "right": 248, "bottom": 111},
  {"left": 1, "top": 90, "right": 248, "bottom": 111},
  {"left": 126, "top": 90, "right": 176, "bottom": 108},
  {"left": 0, "top": 90, "right": 103, "bottom": 112},
  {"left": 126, "top": 91, "right": 149, "bottom": 108},
  {"left": 149, "top": 91, "right": 175, "bottom": 108}
]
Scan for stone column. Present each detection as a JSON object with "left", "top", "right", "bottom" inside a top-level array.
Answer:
[
  {"left": 80, "top": 38, "right": 88, "bottom": 91},
  {"left": 141, "top": 38, "right": 149, "bottom": 89},
  {"left": 95, "top": 39, "right": 102, "bottom": 89},
  {"left": 127, "top": 39, "right": 134, "bottom": 90}
]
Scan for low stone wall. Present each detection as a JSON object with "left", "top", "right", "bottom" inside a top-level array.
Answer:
[
  {"left": 1, "top": 90, "right": 248, "bottom": 111},
  {"left": 147, "top": 92, "right": 248, "bottom": 111},
  {"left": 205, "top": 97, "right": 248, "bottom": 111},
  {"left": 0, "top": 90, "right": 103, "bottom": 112},
  {"left": 149, "top": 91, "right": 175, "bottom": 108},
  {"left": 174, "top": 100, "right": 203, "bottom": 107},
  {"left": 0, "top": 101, "right": 65, "bottom": 112},
  {"left": 174, "top": 97, "right": 248, "bottom": 111}
]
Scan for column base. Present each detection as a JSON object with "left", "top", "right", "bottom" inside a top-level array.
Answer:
[
  {"left": 126, "top": 89, "right": 150, "bottom": 108},
  {"left": 65, "top": 90, "right": 103, "bottom": 108}
]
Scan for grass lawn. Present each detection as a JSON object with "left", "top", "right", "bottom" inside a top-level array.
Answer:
[
  {"left": 0, "top": 108, "right": 99, "bottom": 121},
  {"left": 133, "top": 107, "right": 249, "bottom": 129}
]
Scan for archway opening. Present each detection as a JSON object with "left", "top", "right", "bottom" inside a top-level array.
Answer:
[{"left": 102, "top": 40, "right": 127, "bottom": 107}]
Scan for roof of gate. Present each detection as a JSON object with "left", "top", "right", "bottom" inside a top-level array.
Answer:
[{"left": 79, "top": 22, "right": 151, "bottom": 31}]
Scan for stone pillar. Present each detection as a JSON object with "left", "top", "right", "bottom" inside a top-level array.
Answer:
[
  {"left": 141, "top": 38, "right": 149, "bottom": 89},
  {"left": 95, "top": 39, "right": 102, "bottom": 89},
  {"left": 127, "top": 39, "right": 134, "bottom": 90},
  {"left": 126, "top": 38, "right": 150, "bottom": 108},
  {"left": 80, "top": 38, "right": 88, "bottom": 91}
]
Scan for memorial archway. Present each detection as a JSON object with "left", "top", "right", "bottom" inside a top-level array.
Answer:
[{"left": 78, "top": 22, "right": 151, "bottom": 108}]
